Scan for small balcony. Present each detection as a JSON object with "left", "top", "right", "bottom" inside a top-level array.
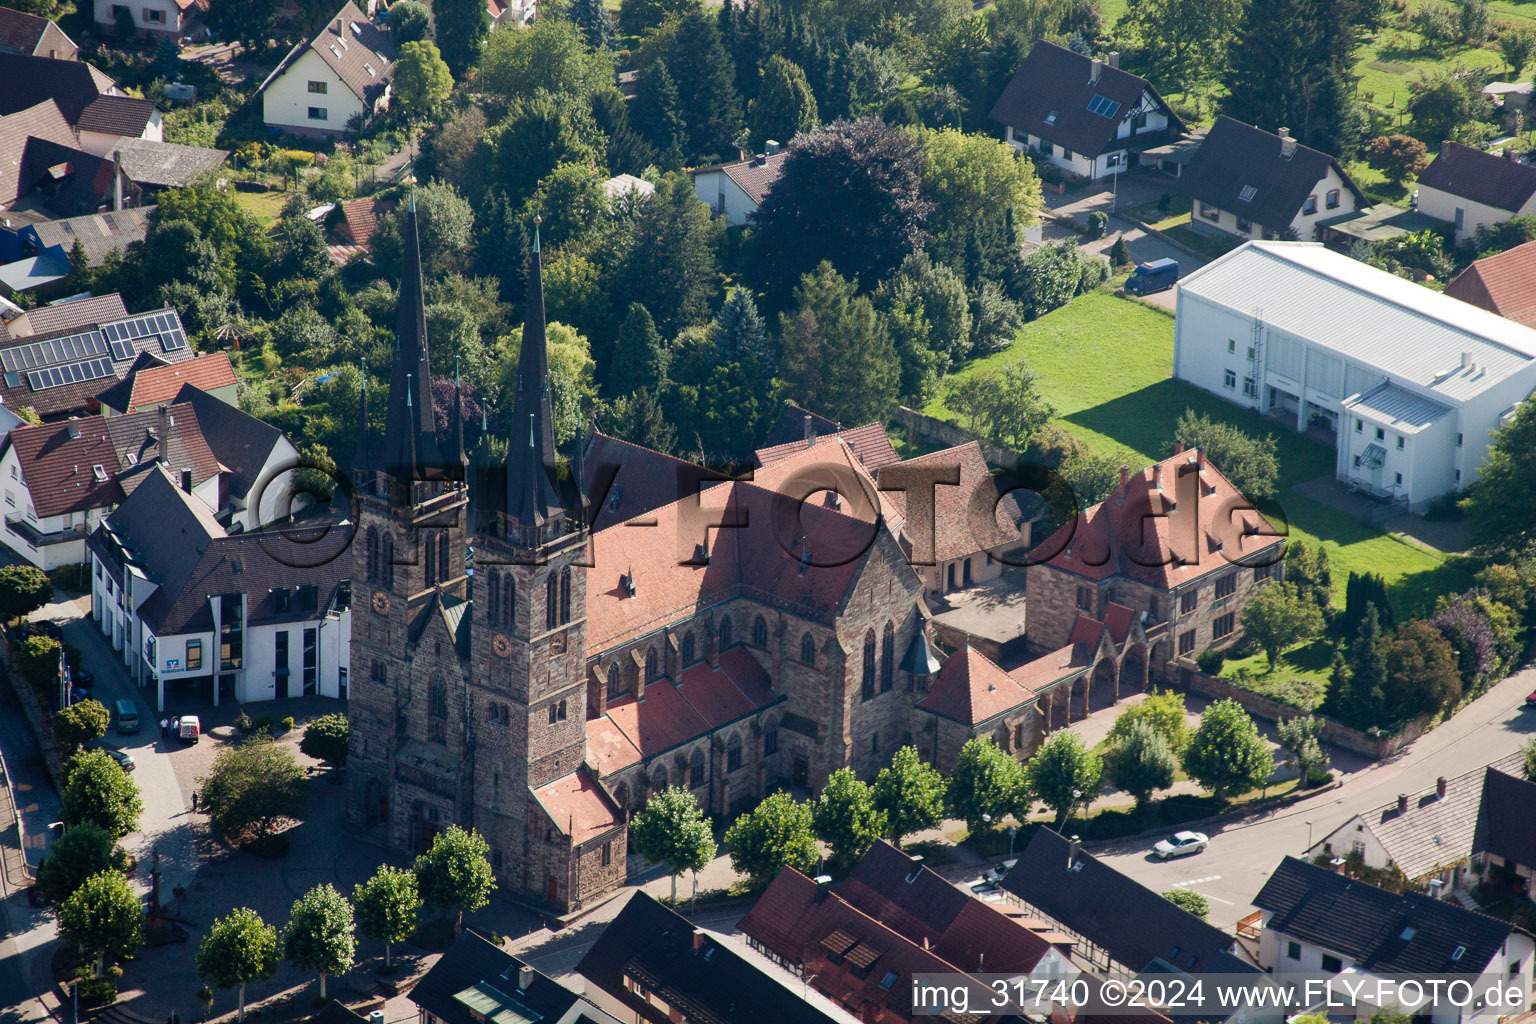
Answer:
[{"left": 5, "top": 514, "right": 84, "bottom": 549}]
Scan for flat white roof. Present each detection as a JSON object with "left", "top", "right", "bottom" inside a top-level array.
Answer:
[
  {"left": 1179, "top": 241, "right": 1536, "bottom": 402},
  {"left": 1342, "top": 382, "right": 1454, "bottom": 434}
]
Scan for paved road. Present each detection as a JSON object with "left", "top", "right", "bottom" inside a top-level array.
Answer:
[{"left": 1090, "top": 668, "right": 1536, "bottom": 927}]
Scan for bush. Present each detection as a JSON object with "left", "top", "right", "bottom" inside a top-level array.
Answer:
[
  {"left": 1162, "top": 888, "right": 1209, "bottom": 919},
  {"left": 1424, "top": 490, "right": 1464, "bottom": 521},
  {"left": 77, "top": 978, "right": 118, "bottom": 1007},
  {"left": 1157, "top": 192, "right": 1173, "bottom": 212},
  {"left": 1085, "top": 210, "right": 1109, "bottom": 239},
  {"left": 1306, "top": 767, "right": 1335, "bottom": 787},
  {"left": 255, "top": 714, "right": 274, "bottom": 734},
  {"left": 1196, "top": 648, "right": 1226, "bottom": 674},
  {"left": 234, "top": 711, "right": 253, "bottom": 732},
  {"left": 48, "top": 564, "right": 91, "bottom": 593},
  {"left": 279, "top": 716, "right": 295, "bottom": 733}
]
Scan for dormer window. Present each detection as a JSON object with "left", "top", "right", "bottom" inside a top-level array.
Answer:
[
  {"left": 1238, "top": 185, "right": 1257, "bottom": 202},
  {"left": 1044, "top": 110, "right": 1059, "bottom": 125}
]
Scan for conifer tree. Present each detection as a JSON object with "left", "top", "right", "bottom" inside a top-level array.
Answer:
[
  {"left": 572, "top": 0, "right": 615, "bottom": 50},
  {"left": 632, "top": 60, "right": 687, "bottom": 169},
  {"left": 749, "top": 55, "right": 819, "bottom": 149},
  {"left": 610, "top": 303, "right": 669, "bottom": 395}
]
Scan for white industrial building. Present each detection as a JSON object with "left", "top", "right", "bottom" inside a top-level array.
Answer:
[{"left": 1174, "top": 241, "right": 1536, "bottom": 509}]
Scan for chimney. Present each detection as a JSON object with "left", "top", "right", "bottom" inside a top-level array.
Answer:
[
  {"left": 1107, "top": 51, "right": 1119, "bottom": 69},
  {"left": 1153, "top": 463, "right": 1162, "bottom": 491},
  {"left": 754, "top": 153, "right": 767, "bottom": 166},
  {"left": 1461, "top": 350, "right": 1472, "bottom": 370},
  {"left": 764, "top": 139, "right": 781, "bottom": 155},
  {"left": 518, "top": 966, "right": 534, "bottom": 991},
  {"left": 1066, "top": 835, "right": 1081, "bottom": 870},
  {"left": 1174, "top": 437, "right": 1185, "bottom": 455},
  {"left": 814, "top": 874, "right": 832, "bottom": 901},
  {"left": 157, "top": 404, "right": 170, "bottom": 458},
  {"left": 1508, "top": 147, "right": 1519, "bottom": 161},
  {"left": 1397, "top": 793, "right": 1409, "bottom": 814},
  {"left": 1435, "top": 776, "right": 1447, "bottom": 799},
  {"left": 1196, "top": 445, "right": 1205, "bottom": 470},
  {"left": 180, "top": 468, "right": 192, "bottom": 493},
  {"left": 1119, "top": 464, "right": 1129, "bottom": 492},
  {"left": 1279, "top": 127, "right": 1297, "bottom": 160},
  {"left": 804, "top": 413, "right": 815, "bottom": 446},
  {"left": 1090, "top": 57, "right": 1102, "bottom": 84},
  {"left": 66, "top": 416, "right": 80, "bottom": 440},
  {"left": 112, "top": 152, "right": 123, "bottom": 212}
]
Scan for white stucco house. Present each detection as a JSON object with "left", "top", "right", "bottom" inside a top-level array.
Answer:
[
  {"left": 1181, "top": 117, "right": 1367, "bottom": 242},
  {"left": 93, "top": 0, "right": 200, "bottom": 38},
  {"left": 689, "top": 146, "right": 786, "bottom": 226},
  {"left": 256, "top": 2, "right": 395, "bottom": 139},
  {"left": 1416, "top": 141, "right": 1536, "bottom": 246},
  {"left": 76, "top": 95, "right": 162, "bottom": 157},
  {"left": 88, "top": 464, "right": 353, "bottom": 712},
  {"left": 1174, "top": 241, "right": 1536, "bottom": 509},
  {"left": 989, "top": 41, "right": 1184, "bottom": 182},
  {"left": 1254, "top": 857, "right": 1534, "bottom": 1024}
]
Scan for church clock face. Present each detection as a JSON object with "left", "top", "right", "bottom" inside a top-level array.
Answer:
[
  {"left": 492, "top": 634, "right": 512, "bottom": 658},
  {"left": 549, "top": 633, "right": 566, "bottom": 655},
  {"left": 372, "top": 591, "right": 390, "bottom": 615}
]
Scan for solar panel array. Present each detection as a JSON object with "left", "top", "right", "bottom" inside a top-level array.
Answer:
[
  {"left": 0, "top": 330, "right": 109, "bottom": 373},
  {"left": 102, "top": 311, "right": 187, "bottom": 356},
  {"left": 27, "top": 357, "right": 115, "bottom": 392}
]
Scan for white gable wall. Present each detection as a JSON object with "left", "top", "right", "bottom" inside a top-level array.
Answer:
[
  {"left": 263, "top": 49, "right": 363, "bottom": 136},
  {"left": 1417, "top": 183, "right": 1536, "bottom": 246}
]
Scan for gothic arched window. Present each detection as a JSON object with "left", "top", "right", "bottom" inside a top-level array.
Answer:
[
  {"left": 382, "top": 534, "right": 395, "bottom": 588},
  {"left": 428, "top": 676, "right": 447, "bottom": 744},
  {"left": 861, "top": 630, "right": 876, "bottom": 701},
  {"left": 366, "top": 528, "right": 379, "bottom": 581},
  {"left": 545, "top": 573, "right": 558, "bottom": 630},
  {"left": 645, "top": 647, "right": 658, "bottom": 682},
  {"left": 486, "top": 569, "right": 499, "bottom": 623},
  {"left": 607, "top": 663, "right": 623, "bottom": 700},
  {"left": 719, "top": 616, "right": 733, "bottom": 648},
  {"left": 682, "top": 631, "right": 696, "bottom": 666},
  {"left": 438, "top": 533, "right": 450, "bottom": 582},
  {"left": 800, "top": 632, "right": 815, "bottom": 665},
  {"left": 752, "top": 615, "right": 768, "bottom": 648},
  {"left": 559, "top": 568, "right": 571, "bottom": 624},
  {"left": 881, "top": 620, "right": 895, "bottom": 692},
  {"left": 424, "top": 535, "right": 436, "bottom": 587},
  {"left": 503, "top": 575, "right": 516, "bottom": 627}
]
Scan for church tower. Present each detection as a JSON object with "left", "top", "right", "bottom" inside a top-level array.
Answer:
[
  {"left": 346, "top": 194, "right": 472, "bottom": 848},
  {"left": 467, "top": 222, "right": 624, "bottom": 909}
]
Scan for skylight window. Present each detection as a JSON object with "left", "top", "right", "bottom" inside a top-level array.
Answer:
[
  {"left": 364, "top": 62, "right": 376, "bottom": 77},
  {"left": 1400, "top": 927, "right": 1416, "bottom": 940},
  {"left": 1087, "top": 95, "right": 1121, "bottom": 118},
  {"left": 91, "top": 464, "right": 107, "bottom": 482},
  {"left": 1238, "top": 185, "right": 1258, "bottom": 202},
  {"left": 880, "top": 971, "right": 899, "bottom": 990},
  {"left": 1451, "top": 946, "right": 1466, "bottom": 961},
  {"left": 1044, "top": 110, "right": 1059, "bottom": 125},
  {"left": 350, "top": 21, "right": 363, "bottom": 37}
]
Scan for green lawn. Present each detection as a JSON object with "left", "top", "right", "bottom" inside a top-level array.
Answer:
[
  {"left": 1218, "top": 638, "right": 1336, "bottom": 711},
  {"left": 234, "top": 189, "right": 289, "bottom": 228},
  {"left": 924, "top": 291, "right": 1476, "bottom": 615}
]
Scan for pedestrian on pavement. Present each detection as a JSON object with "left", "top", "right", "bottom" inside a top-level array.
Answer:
[
  {"left": 191, "top": 792, "right": 198, "bottom": 812},
  {"left": 160, "top": 718, "right": 168, "bottom": 739}
]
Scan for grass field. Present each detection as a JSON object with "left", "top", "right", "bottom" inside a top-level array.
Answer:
[
  {"left": 1218, "top": 639, "right": 1336, "bottom": 711},
  {"left": 233, "top": 189, "right": 288, "bottom": 228},
  {"left": 923, "top": 290, "right": 1476, "bottom": 616}
]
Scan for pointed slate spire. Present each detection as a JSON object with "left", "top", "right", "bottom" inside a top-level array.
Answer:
[
  {"left": 503, "top": 217, "right": 563, "bottom": 532},
  {"left": 379, "top": 191, "right": 445, "bottom": 482},
  {"left": 354, "top": 359, "right": 370, "bottom": 477}
]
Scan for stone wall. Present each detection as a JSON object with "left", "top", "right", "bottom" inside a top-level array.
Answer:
[
  {"left": 1178, "top": 665, "right": 1434, "bottom": 759},
  {"left": 895, "top": 407, "right": 1022, "bottom": 469}
]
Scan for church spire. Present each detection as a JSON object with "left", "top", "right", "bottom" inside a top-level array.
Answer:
[
  {"left": 378, "top": 191, "right": 446, "bottom": 482},
  {"left": 354, "top": 359, "right": 370, "bottom": 477},
  {"left": 450, "top": 358, "right": 467, "bottom": 473},
  {"left": 503, "top": 218, "right": 563, "bottom": 534}
]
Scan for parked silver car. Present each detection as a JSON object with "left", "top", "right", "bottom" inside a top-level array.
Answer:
[{"left": 1153, "top": 831, "right": 1209, "bottom": 859}]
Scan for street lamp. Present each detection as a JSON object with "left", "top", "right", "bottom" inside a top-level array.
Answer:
[
  {"left": 1305, "top": 820, "right": 1313, "bottom": 855},
  {"left": 1008, "top": 825, "right": 1018, "bottom": 860}
]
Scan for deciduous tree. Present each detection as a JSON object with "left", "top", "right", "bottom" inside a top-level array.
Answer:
[
  {"left": 196, "top": 908, "right": 280, "bottom": 1023},
  {"left": 946, "top": 737, "right": 1026, "bottom": 833},
  {"left": 284, "top": 884, "right": 355, "bottom": 999},
  {"left": 1501, "top": 28, "right": 1536, "bottom": 78},
  {"left": 353, "top": 865, "right": 421, "bottom": 967},
  {"left": 414, "top": 825, "right": 495, "bottom": 931},
  {"left": 631, "top": 787, "right": 717, "bottom": 902},
  {"left": 1170, "top": 410, "right": 1280, "bottom": 500},
  {"left": 0, "top": 564, "right": 52, "bottom": 623},
  {"left": 1025, "top": 731, "right": 1102, "bottom": 828},
  {"left": 1104, "top": 720, "right": 1177, "bottom": 807},
  {"left": 812, "top": 768, "right": 886, "bottom": 865},
  {"left": 1114, "top": 0, "right": 1242, "bottom": 95},
  {"left": 36, "top": 824, "right": 128, "bottom": 910},
  {"left": 432, "top": 0, "right": 490, "bottom": 77},
  {"left": 199, "top": 735, "right": 308, "bottom": 843},
  {"left": 394, "top": 41, "right": 453, "bottom": 118},
  {"left": 61, "top": 750, "right": 143, "bottom": 839},
  {"left": 1106, "top": 689, "right": 1190, "bottom": 753},
  {"left": 51, "top": 699, "right": 110, "bottom": 755},
  {"left": 872, "top": 746, "right": 946, "bottom": 847},
  {"left": 1276, "top": 715, "right": 1330, "bottom": 783},
  {"left": 1465, "top": 398, "right": 1536, "bottom": 551},
  {"left": 1363, "top": 135, "right": 1430, "bottom": 186},
  {"left": 298, "top": 713, "right": 350, "bottom": 765},
  {"left": 1181, "top": 699, "right": 1274, "bottom": 801},
  {"left": 59, "top": 870, "right": 141, "bottom": 977},
  {"left": 1162, "top": 888, "right": 1209, "bottom": 920},
  {"left": 1241, "top": 582, "right": 1325, "bottom": 669},
  {"left": 390, "top": 0, "right": 433, "bottom": 43},
  {"left": 723, "top": 791, "right": 819, "bottom": 886}
]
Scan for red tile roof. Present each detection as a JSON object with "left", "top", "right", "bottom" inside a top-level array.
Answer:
[
  {"left": 332, "top": 195, "right": 394, "bottom": 247},
  {"left": 595, "top": 647, "right": 779, "bottom": 764},
  {"left": 879, "top": 442, "right": 1031, "bottom": 562},
  {"left": 110, "top": 352, "right": 235, "bottom": 412},
  {"left": 3, "top": 402, "right": 218, "bottom": 518},
  {"left": 1008, "top": 642, "right": 1091, "bottom": 693},
  {"left": 1444, "top": 238, "right": 1536, "bottom": 328},
  {"left": 1030, "top": 449, "right": 1283, "bottom": 588},
  {"left": 0, "top": 7, "right": 76, "bottom": 59},
  {"left": 0, "top": 98, "right": 75, "bottom": 207},
  {"left": 531, "top": 768, "right": 623, "bottom": 844},
  {"left": 916, "top": 646, "right": 1041, "bottom": 725},
  {"left": 755, "top": 422, "right": 900, "bottom": 472},
  {"left": 603, "top": 682, "right": 712, "bottom": 760},
  {"left": 689, "top": 151, "right": 788, "bottom": 205},
  {"left": 747, "top": 436, "right": 891, "bottom": 526},
  {"left": 586, "top": 714, "right": 643, "bottom": 775}
]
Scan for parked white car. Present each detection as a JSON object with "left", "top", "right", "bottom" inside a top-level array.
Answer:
[{"left": 1153, "top": 831, "right": 1209, "bottom": 859}]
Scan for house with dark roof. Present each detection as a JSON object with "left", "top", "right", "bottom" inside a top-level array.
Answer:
[
  {"left": 1182, "top": 117, "right": 1367, "bottom": 242},
  {"left": 1025, "top": 444, "right": 1284, "bottom": 702},
  {"left": 87, "top": 462, "right": 353, "bottom": 709},
  {"left": 256, "top": 2, "right": 396, "bottom": 139},
  {"left": 91, "top": 0, "right": 203, "bottom": 38},
  {"left": 1002, "top": 828, "right": 1264, "bottom": 980},
  {"left": 1416, "top": 141, "right": 1536, "bottom": 246},
  {"left": 0, "top": 53, "right": 121, "bottom": 124},
  {"left": 1252, "top": 856, "right": 1533, "bottom": 1024},
  {"left": 689, "top": 143, "right": 787, "bottom": 226},
  {"left": 0, "top": 401, "right": 219, "bottom": 569},
  {"left": 0, "top": 304, "right": 194, "bottom": 419},
  {"left": 109, "top": 137, "right": 228, "bottom": 193},
  {"left": 579, "top": 891, "right": 852, "bottom": 1024},
  {"left": 414, "top": 930, "right": 620, "bottom": 1024},
  {"left": 4, "top": 207, "right": 152, "bottom": 279},
  {"left": 1308, "top": 752, "right": 1536, "bottom": 894},
  {"left": 1444, "top": 237, "right": 1536, "bottom": 327},
  {"left": 989, "top": 42, "right": 1184, "bottom": 181},
  {"left": 76, "top": 94, "right": 161, "bottom": 156},
  {"left": 0, "top": 6, "right": 78, "bottom": 59}
]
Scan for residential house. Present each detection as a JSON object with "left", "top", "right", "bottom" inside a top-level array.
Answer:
[
  {"left": 0, "top": 53, "right": 121, "bottom": 124},
  {"left": 1444, "top": 237, "right": 1536, "bottom": 328},
  {"left": 97, "top": 352, "right": 236, "bottom": 415},
  {"left": 256, "top": 3, "right": 395, "bottom": 139},
  {"left": 3, "top": 207, "right": 152, "bottom": 283},
  {"left": 1181, "top": 117, "right": 1367, "bottom": 242},
  {"left": 578, "top": 891, "right": 852, "bottom": 1024},
  {"left": 413, "top": 930, "right": 619, "bottom": 1024},
  {"left": 87, "top": 463, "right": 353, "bottom": 709},
  {"left": 76, "top": 94, "right": 160, "bottom": 156},
  {"left": 0, "top": 292, "right": 126, "bottom": 342},
  {"left": 600, "top": 173, "right": 653, "bottom": 206},
  {"left": 1026, "top": 444, "right": 1284, "bottom": 688},
  {"left": 0, "top": 305, "right": 195, "bottom": 421},
  {"left": 1416, "top": 142, "right": 1536, "bottom": 246},
  {"left": 754, "top": 419, "right": 899, "bottom": 474},
  {"left": 0, "top": 98, "right": 139, "bottom": 234},
  {"left": 989, "top": 42, "right": 1184, "bottom": 181},
  {"left": 878, "top": 441, "right": 1031, "bottom": 595},
  {"left": 0, "top": 401, "right": 219, "bottom": 569},
  {"left": 0, "top": 6, "right": 78, "bottom": 59},
  {"left": 325, "top": 194, "right": 393, "bottom": 265},
  {"left": 92, "top": 0, "right": 202, "bottom": 38},
  {"left": 1252, "top": 856, "right": 1534, "bottom": 1024},
  {"left": 737, "top": 842, "right": 1074, "bottom": 1023},
  {"left": 164, "top": 380, "right": 298, "bottom": 532},
  {"left": 1309, "top": 753, "right": 1536, "bottom": 896},
  {"left": 109, "top": 137, "right": 228, "bottom": 194},
  {"left": 1175, "top": 240, "right": 1536, "bottom": 507},
  {"left": 485, "top": 0, "right": 535, "bottom": 29},
  {"left": 1002, "top": 828, "right": 1265, "bottom": 980},
  {"left": 689, "top": 146, "right": 786, "bottom": 226}
]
